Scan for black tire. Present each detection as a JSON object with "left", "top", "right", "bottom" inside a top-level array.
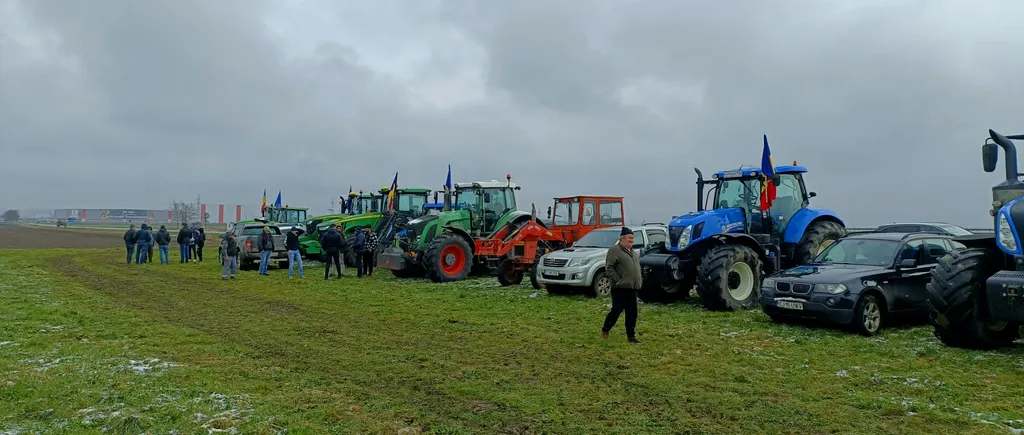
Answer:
[
  {"left": 696, "top": 244, "right": 763, "bottom": 311},
  {"left": 390, "top": 266, "right": 424, "bottom": 279},
  {"left": 926, "top": 248, "right": 1021, "bottom": 349},
  {"left": 529, "top": 267, "right": 544, "bottom": 289},
  {"left": 278, "top": 260, "right": 289, "bottom": 269},
  {"left": 424, "top": 234, "right": 473, "bottom": 283},
  {"left": 792, "top": 220, "right": 846, "bottom": 266},
  {"left": 586, "top": 269, "right": 612, "bottom": 298},
  {"left": 852, "top": 294, "right": 885, "bottom": 336},
  {"left": 638, "top": 276, "right": 693, "bottom": 303},
  {"left": 546, "top": 284, "right": 572, "bottom": 295},
  {"left": 497, "top": 259, "right": 524, "bottom": 286}
]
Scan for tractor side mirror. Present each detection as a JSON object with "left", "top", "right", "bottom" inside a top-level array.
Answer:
[
  {"left": 808, "top": 192, "right": 817, "bottom": 198},
  {"left": 898, "top": 258, "right": 918, "bottom": 269},
  {"left": 771, "top": 175, "right": 782, "bottom": 186},
  {"left": 547, "top": 206, "right": 552, "bottom": 219},
  {"left": 983, "top": 142, "right": 998, "bottom": 173}
]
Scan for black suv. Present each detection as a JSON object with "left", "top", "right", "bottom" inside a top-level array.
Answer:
[
  {"left": 759, "top": 232, "right": 965, "bottom": 336},
  {"left": 874, "top": 222, "right": 973, "bottom": 236}
]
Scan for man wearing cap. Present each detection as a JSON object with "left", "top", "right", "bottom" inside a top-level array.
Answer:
[
  {"left": 600, "top": 227, "right": 643, "bottom": 343},
  {"left": 123, "top": 224, "right": 137, "bottom": 264}
]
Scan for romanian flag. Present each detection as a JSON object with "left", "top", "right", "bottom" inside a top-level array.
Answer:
[
  {"left": 760, "top": 135, "right": 777, "bottom": 210},
  {"left": 444, "top": 164, "right": 452, "bottom": 194},
  {"left": 387, "top": 172, "right": 398, "bottom": 211},
  {"left": 260, "top": 189, "right": 267, "bottom": 215}
]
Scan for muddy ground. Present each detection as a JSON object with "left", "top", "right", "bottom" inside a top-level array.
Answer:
[{"left": 0, "top": 224, "right": 124, "bottom": 249}]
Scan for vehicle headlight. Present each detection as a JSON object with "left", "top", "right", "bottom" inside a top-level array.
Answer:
[
  {"left": 676, "top": 225, "right": 692, "bottom": 249},
  {"left": 762, "top": 277, "right": 776, "bottom": 289},
  {"left": 814, "top": 283, "right": 847, "bottom": 294},
  {"left": 998, "top": 212, "right": 1018, "bottom": 252},
  {"left": 569, "top": 258, "right": 592, "bottom": 267}
]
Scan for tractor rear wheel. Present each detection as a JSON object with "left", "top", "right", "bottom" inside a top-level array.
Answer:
[
  {"left": 926, "top": 248, "right": 1020, "bottom": 349},
  {"left": 424, "top": 234, "right": 473, "bottom": 283},
  {"left": 391, "top": 266, "right": 424, "bottom": 279},
  {"left": 497, "top": 259, "right": 524, "bottom": 286},
  {"left": 696, "top": 244, "right": 763, "bottom": 311},
  {"left": 793, "top": 221, "right": 846, "bottom": 266},
  {"left": 639, "top": 276, "right": 693, "bottom": 303}
]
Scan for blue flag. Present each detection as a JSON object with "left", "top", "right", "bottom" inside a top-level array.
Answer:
[
  {"left": 444, "top": 164, "right": 452, "bottom": 194},
  {"left": 760, "top": 135, "right": 776, "bottom": 210},
  {"left": 274, "top": 191, "right": 282, "bottom": 208}
]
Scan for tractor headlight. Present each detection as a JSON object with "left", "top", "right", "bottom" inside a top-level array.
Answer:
[
  {"left": 998, "top": 212, "right": 1018, "bottom": 252},
  {"left": 762, "top": 277, "right": 777, "bottom": 289},
  {"left": 676, "top": 225, "right": 692, "bottom": 249},
  {"left": 813, "top": 283, "right": 847, "bottom": 294},
  {"left": 569, "top": 258, "right": 592, "bottom": 267}
]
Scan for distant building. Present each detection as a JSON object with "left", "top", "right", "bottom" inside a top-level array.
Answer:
[{"left": 53, "top": 204, "right": 244, "bottom": 224}]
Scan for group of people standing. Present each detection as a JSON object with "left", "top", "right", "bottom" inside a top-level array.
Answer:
[
  {"left": 282, "top": 223, "right": 379, "bottom": 280},
  {"left": 122, "top": 223, "right": 205, "bottom": 265}
]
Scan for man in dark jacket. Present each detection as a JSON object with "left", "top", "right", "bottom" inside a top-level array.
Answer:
[
  {"left": 134, "top": 224, "right": 153, "bottom": 264},
  {"left": 600, "top": 227, "right": 643, "bottom": 344},
  {"left": 220, "top": 233, "right": 239, "bottom": 279},
  {"left": 176, "top": 223, "right": 191, "bottom": 263},
  {"left": 156, "top": 225, "right": 172, "bottom": 264},
  {"left": 319, "top": 224, "right": 344, "bottom": 279},
  {"left": 258, "top": 226, "right": 275, "bottom": 276},
  {"left": 357, "top": 225, "right": 379, "bottom": 278},
  {"left": 285, "top": 228, "right": 304, "bottom": 278},
  {"left": 146, "top": 226, "right": 155, "bottom": 263},
  {"left": 123, "top": 224, "right": 137, "bottom": 264},
  {"left": 195, "top": 227, "right": 206, "bottom": 262}
]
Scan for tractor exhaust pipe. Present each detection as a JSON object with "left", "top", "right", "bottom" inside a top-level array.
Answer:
[
  {"left": 694, "top": 167, "right": 705, "bottom": 212},
  {"left": 988, "top": 129, "right": 1020, "bottom": 184}
]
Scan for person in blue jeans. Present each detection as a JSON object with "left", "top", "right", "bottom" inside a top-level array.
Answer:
[
  {"left": 123, "top": 224, "right": 137, "bottom": 264},
  {"left": 285, "top": 227, "right": 304, "bottom": 278},
  {"left": 155, "top": 225, "right": 172, "bottom": 264},
  {"left": 257, "top": 226, "right": 275, "bottom": 276},
  {"left": 176, "top": 223, "right": 192, "bottom": 263},
  {"left": 134, "top": 224, "right": 153, "bottom": 264}
]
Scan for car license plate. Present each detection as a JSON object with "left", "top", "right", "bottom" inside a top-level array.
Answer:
[
  {"left": 777, "top": 300, "right": 804, "bottom": 310},
  {"left": 542, "top": 269, "right": 558, "bottom": 277}
]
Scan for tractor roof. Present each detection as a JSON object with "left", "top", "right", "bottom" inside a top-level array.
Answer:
[
  {"left": 395, "top": 188, "right": 431, "bottom": 194},
  {"left": 713, "top": 165, "right": 808, "bottom": 179},
  {"left": 553, "top": 196, "right": 624, "bottom": 201},
  {"left": 455, "top": 180, "right": 517, "bottom": 189}
]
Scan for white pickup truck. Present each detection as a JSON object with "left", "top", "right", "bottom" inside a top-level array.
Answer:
[{"left": 534, "top": 224, "right": 668, "bottom": 297}]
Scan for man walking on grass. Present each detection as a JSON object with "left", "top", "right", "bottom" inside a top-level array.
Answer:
[
  {"left": 320, "top": 223, "right": 344, "bottom": 280},
  {"left": 220, "top": 232, "right": 239, "bottom": 280},
  {"left": 285, "top": 227, "right": 304, "bottom": 279},
  {"left": 123, "top": 224, "right": 137, "bottom": 264},
  {"left": 600, "top": 227, "right": 643, "bottom": 344},
  {"left": 176, "top": 223, "right": 191, "bottom": 263},
  {"left": 156, "top": 225, "right": 171, "bottom": 264},
  {"left": 134, "top": 224, "right": 153, "bottom": 264}
]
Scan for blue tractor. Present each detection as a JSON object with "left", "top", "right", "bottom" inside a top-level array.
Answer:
[
  {"left": 925, "top": 129, "right": 1024, "bottom": 349},
  {"left": 639, "top": 163, "right": 847, "bottom": 310}
]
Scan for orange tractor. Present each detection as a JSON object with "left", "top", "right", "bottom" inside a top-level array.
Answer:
[{"left": 478, "top": 195, "right": 626, "bottom": 287}]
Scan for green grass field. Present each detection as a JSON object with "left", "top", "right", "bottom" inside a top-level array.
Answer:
[{"left": 1, "top": 246, "right": 1023, "bottom": 434}]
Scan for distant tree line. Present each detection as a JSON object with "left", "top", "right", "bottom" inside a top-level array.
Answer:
[{"left": 3, "top": 210, "right": 19, "bottom": 222}]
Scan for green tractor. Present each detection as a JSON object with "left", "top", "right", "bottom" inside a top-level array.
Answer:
[
  {"left": 377, "top": 175, "right": 537, "bottom": 282},
  {"left": 322, "top": 187, "right": 432, "bottom": 265}
]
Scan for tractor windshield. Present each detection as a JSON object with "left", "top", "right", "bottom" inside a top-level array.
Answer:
[
  {"left": 715, "top": 178, "right": 762, "bottom": 212},
  {"left": 814, "top": 239, "right": 900, "bottom": 267},
  {"left": 354, "top": 197, "right": 378, "bottom": 214},
  {"left": 553, "top": 199, "right": 580, "bottom": 226},
  {"left": 278, "top": 209, "right": 305, "bottom": 223},
  {"left": 397, "top": 193, "right": 428, "bottom": 215}
]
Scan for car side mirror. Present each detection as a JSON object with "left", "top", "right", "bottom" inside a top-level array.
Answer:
[
  {"left": 898, "top": 258, "right": 918, "bottom": 269},
  {"left": 808, "top": 192, "right": 817, "bottom": 198}
]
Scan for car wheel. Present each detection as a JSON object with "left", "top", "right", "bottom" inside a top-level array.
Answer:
[
  {"left": 587, "top": 273, "right": 612, "bottom": 298},
  {"left": 853, "top": 294, "right": 884, "bottom": 336}
]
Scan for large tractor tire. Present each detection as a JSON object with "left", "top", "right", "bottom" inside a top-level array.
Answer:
[
  {"left": 497, "top": 259, "right": 524, "bottom": 286},
  {"left": 696, "top": 244, "right": 763, "bottom": 311},
  {"left": 926, "top": 248, "right": 1021, "bottom": 349},
  {"left": 391, "top": 266, "right": 424, "bottom": 279},
  {"left": 638, "top": 276, "right": 693, "bottom": 303},
  {"left": 424, "top": 234, "right": 473, "bottom": 282},
  {"left": 792, "top": 220, "right": 846, "bottom": 266}
]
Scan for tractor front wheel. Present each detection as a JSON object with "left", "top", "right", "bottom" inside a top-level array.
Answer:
[
  {"left": 926, "top": 248, "right": 1020, "bottom": 349},
  {"left": 793, "top": 220, "right": 846, "bottom": 266},
  {"left": 696, "top": 244, "right": 763, "bottom": 311},
  {"left": 497, "top": 259, "right": 524, "bottom": 286},
  {"left": 424, "top": 234, "right": 473, "bottom": 283}
]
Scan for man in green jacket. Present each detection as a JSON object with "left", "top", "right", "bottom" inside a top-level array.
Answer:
[{"left": 601, "top": 227, "right": 643, "bottom": 343}]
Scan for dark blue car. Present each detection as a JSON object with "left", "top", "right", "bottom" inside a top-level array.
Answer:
[{"left": 760, "top": 232, "right": 965, "bottom": 336}]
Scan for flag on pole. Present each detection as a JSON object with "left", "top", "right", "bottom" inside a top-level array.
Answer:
[
  {"left": 760, "top": 135, "right": 777, "bottom": 210},
  {"left": 260, "top": 189, "right": 267, "bottom": 215},
  {"left": 274, "top": 191, "right": 282, "bottom": 208},
  {"left": 444, "top": 164, "right": 452, "bottom": 194},
  {"left": 387, "top": 172, "right": 398, "bottom": 211}
]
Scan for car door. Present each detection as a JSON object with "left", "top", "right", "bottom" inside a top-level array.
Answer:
[
  {"left": 900, "top": 238, "right": 950, "bottom": 313},
  {"left": 887, "top": 239, "right": 932, "bottom": 312}
]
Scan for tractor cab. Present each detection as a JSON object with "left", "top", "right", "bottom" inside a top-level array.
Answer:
[
  {"left": 265, "top": 206, "right": 308, "bottom": 226},
  {"left": 694, "top": 163, "right": 814, "bottom": 241},
  {"left": 454, "top": 176, "right": 521, "bottom": 237},
  {"left": 423, "top": 203, "right": 445, "bottom": 216},
  {"left": 352, "top": 191, "right": 383, "bottom": 214},
  {"left": 546, "top": 196, "right": 625, "bottom": 245},
  {"left": 381, "top": 187, "right": 432, "bottom": 218}
]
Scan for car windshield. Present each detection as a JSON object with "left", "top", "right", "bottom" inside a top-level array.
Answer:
[
  {"left": 242, "top": 226, "right": 280, "bottom": 236},
  {"left": 574, "top": 229, "right": 639, "bottom": 248},
  {"left": 935, "top": 224, "right": 973, "bottom": 236},
  {"left": 814, "top": 238, "right": 900, "bottom": 266}
]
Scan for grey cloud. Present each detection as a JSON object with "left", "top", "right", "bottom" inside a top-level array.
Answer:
[{"left": 2, "top": 0, "right": 1022, "bottom": 227}]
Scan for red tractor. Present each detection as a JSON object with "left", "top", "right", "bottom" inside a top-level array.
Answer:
[{"left": 476, "top": 195, "right": 626, "bottom": 287}]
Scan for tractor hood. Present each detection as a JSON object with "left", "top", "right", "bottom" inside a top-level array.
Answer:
[
  {"left": 406, "top": 214, "right": 439, "bottom": 229},
  {"left": 667, "top": 208, "right": 746, "bottom": 251}
]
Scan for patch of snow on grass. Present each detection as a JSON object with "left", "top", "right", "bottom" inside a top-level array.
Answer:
[{"left": 123, "top": 358, "right": 182, "bottom": 374}]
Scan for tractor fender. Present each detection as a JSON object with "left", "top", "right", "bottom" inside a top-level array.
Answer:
[
  {"left": 699, "top": 233, "right": 769, "bottom": 265},
  {"left": 782, "top": 209, "right": 845, "bottom": 244},
  {"left": 441, "top": 225, "right": 476, "bottom": 253}
]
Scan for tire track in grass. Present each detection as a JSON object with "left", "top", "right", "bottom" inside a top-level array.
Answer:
[{"left": 48, "top": 255, "right": 540, "bottom": 434}]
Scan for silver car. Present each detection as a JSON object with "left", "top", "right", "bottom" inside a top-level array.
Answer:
[{"left": 534, "top": 224, "right": 668, "bottom": 297}]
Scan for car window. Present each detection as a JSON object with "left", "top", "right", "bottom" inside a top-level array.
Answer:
[
  {"left": 242, "top": 226, "right": 280, "bottom": 236},
  {"left": 646, "top": 230, "right": 667, "bottom": 246},
  {"left": 946, "top": 239, "right": 967, "bottom": 251},
  {"left": 816, "top": 238, "right": 901, "bottom": 266},
  {"left": 896, "top": 239, "right": 924, "bottom": 264},
  {"left": 922, "top": 238, "right": 950, "bottom": 263},
  {"left": 632, "top": 230, "right": 646, "bottom": 249}
]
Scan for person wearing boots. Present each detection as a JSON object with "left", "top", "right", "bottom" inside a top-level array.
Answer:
[
  {"left": 600, "top": 227, "right": 643, "bottom": 344},
  {"left": 319, "top": 223, "right": 344, "bottom": 279}
]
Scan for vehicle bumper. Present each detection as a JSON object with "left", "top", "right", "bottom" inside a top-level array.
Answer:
[
  {"left": 241, "top": 251, "right": 288, "bottom": 262},
  {"left": 759, "top": 290, "right": 856, "bottom": 324},
  {"left": 986, "top": 270, "right": 1024, "bottom": 323},
  {"left": 534, "top": 265, "right": 591, "bottom": 287},
  {"left": 377, "top": 246, "right": 414, "bottom": 271}
]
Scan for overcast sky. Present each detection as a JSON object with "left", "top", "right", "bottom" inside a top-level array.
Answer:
[{"left": 2, "top": 0, "right": 1022, "bottom": 227}]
